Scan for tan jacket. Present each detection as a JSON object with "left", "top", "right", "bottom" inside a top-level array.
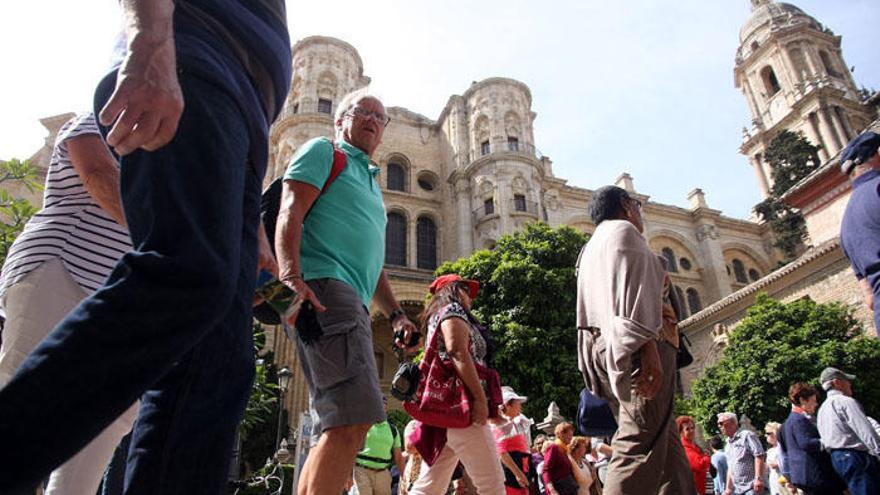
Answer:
[{"left": 575, "top": 220, "right": 665, "bottom": 402}]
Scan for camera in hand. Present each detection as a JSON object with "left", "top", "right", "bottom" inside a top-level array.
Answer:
[{"left": 394, "top": 329, "right": 421, "bottom": 348}]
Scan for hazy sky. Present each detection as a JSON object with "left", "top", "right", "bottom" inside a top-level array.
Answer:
[{"left": 1, "top": 1, "right": 877, "bottom": 219}]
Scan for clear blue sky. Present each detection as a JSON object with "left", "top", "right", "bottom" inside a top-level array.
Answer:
[{"left": 1, "top": 0, "right": 877, "bottom": 219}]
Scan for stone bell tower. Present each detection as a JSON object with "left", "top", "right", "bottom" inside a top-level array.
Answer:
[
  {"left": 735, "top": 0, "right": 873, "bottom": 196},
  {"left": 442, "top": 78, "right": 551, "bottom": 253},
  {"left": 267, "top": 36, "right": 371, "bottom": 181}
]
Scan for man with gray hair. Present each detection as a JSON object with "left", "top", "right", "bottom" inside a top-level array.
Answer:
[
  {"left": 717, "top": 412, "right": 765, "bottom": 495},
  {"left": 576, "top": 185, "right": 694, "bottom": 493},
  {"left": 816, "top": 367, "right": 880, "bottom": 495},
  {"left": 275, "top": 90, "right": 418, "bottom": 495}
]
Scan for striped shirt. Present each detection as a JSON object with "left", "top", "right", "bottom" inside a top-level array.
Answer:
[
  {"left": 725, "top": 429, "right": 765, "bottom": 494},
  {"left": 0, "top": 113, "right": 131, "bottom": 304}
]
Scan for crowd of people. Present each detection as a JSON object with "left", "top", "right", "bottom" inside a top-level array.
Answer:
[
  {"left": 673, "top": 368, "right": 880, "bottom": 495},
  {"left": 0, "top": 2, "right": 878, "bottom": 495}
]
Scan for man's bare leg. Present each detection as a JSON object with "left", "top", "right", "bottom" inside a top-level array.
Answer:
[{"left": 297, "top": 423, "right": 371, "bottom": 495}]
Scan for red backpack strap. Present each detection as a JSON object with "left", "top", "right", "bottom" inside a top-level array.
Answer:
[{"left": 321, "top": 143, "right": 347, "bottom": 193}]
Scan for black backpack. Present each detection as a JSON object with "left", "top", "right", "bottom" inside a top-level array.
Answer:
[{"left": 253, "top": 142, "right": 347, "bottom": 325}]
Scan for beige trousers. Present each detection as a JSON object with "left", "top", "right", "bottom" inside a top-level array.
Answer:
[
  {"left": 354, "top": 464, "right": 392, "bottom": 495},
  {"left": 409, "top": 423, "right": 505, "bottom": 495},
  {"left": 582, "top": 331, "right": 695, "bottom": 495},
  {"left": 0, "top": 258, "right": 138, "bottom": 495}
]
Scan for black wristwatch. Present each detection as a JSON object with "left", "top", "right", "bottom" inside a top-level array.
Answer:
[{"left": 388, "top": 308, "right": 406, "bottom": 323}]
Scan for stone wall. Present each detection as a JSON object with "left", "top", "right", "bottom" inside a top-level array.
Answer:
[{"left": 679, "top": 238, "right": 873, "bottom": 393}]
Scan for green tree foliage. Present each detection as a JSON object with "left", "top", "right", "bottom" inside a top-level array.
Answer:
[
  {"left": 436, "top": 222, "right": 588, "bottom": 421},
  {"left": 755, "top": 131, "right": 821, "bottom": 260},
  {"left": 754, "top": 197, "right": 807, "bottom": 261},
  {"left": 690, "top": 293, "right": 880, "bottom": 436},
  {"left": 764, "top": 130, "right": 822, "bottom": 197},
  {"left": 239, "top": 323, "right": 282, "bottom": 475},
  {"left": 0, "top": 158, "right": 41, "bottom": 263}
]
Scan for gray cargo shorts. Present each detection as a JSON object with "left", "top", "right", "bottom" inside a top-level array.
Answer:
[{"left": 294, "top": 278, "right": 384, "bottom": 434}]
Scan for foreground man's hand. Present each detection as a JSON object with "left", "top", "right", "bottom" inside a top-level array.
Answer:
[{"left": 100, "top": 32, "right": 184, "bottom": 156}]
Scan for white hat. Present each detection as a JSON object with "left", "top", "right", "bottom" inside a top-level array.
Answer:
[{"left": 501, "top": 386, "right": 527, "bottom": 404}]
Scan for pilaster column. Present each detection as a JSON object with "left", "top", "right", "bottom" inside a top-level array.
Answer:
[
  {"left": 750, "top": 155, "right": 771, "bottom": 197},
  {"left": 408, "top": 215, "right": 417, "bottom": 269},
  {"left": 497, "top": 179, "right": 511, "bottom": 236},
  {"left": 828, "top": 107, "right": 851, "bottom": 143},
  {"left": 453, "top": 178, "right": 473, "bottom": 258},
  {"left": 800, "top": 42, "right": 819, "bottom": 76},
  {"left": 694, "top": 220, "right": 731, "bottom": 301},
  {"left": 818, "top": 106, "right": 843, "bottom": 153},
  {"left": 815, "top": 107, "right": 842, "bottom": 155},
  {"left": 807, "top": 112, "right": 830, "bottom": 162}
]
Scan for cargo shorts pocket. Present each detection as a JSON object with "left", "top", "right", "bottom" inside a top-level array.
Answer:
[
  {"left": 304, "top": 328, "right": 366, "bottom": 390},
  {"left": 303, "top": 279, "right": 369, "bottom": 389}
]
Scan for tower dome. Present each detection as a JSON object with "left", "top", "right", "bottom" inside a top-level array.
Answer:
[
  {"left": 733, "top": 0, "right": 872, "bottom": 198},
  {"left": 739, "top": 1, "right": 821, "bottom": 48}
]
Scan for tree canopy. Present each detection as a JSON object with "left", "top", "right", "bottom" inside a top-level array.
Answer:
[
  {"left": 689, "top": 293, "right": 880, "bottom": 436},
  {"left": 436, "top": 222, "right": 588, "bottom": 421},
  {"left": 0, "top": 158, "right": 41, "bottom": 264},
  {"left": 764, "top": 130, "right": 821, "bottom": 197},
  {"left": 755, "top": 130, "right": 821, "bottom": 260}
]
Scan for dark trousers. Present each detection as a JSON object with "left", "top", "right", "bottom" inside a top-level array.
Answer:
[
  {"left": 0, "top": 72, "right": 261, "bottom": 495},
  {"left": 830, "top": 449, "right": 879, "bottom": 495}
]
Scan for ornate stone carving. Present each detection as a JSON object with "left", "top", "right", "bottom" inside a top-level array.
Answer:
[
  {"left": 511, "top": 176, "right": 527, "bottom": 193},
  {"left": 544, "top": 190, "right": 560, "bottom": 211},
  {"left": 475, "top": 176, "right": 495, "bottom": 196},
  {"left": 712, "top": 323, "right": 729, "bottom": 346},
  {"left": 696, "top": 224, "right": 720, "bottom": 241},
  {"left": 536, "top": 401, "right": 566, "bottom": 435}
]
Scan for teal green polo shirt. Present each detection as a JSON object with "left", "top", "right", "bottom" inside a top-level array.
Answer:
[{"left": 284, "top": 137, "right": 386, "bottom": 307}]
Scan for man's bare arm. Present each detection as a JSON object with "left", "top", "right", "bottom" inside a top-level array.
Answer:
[
  {"left": 67, "top": 134, "right": 126, "bottom": 227},
  {"left": 859, "top": 277, "right": 874, "bottom": 311},
  {"left": 275, "top": 180, "right": 326, "bottom": 323}
]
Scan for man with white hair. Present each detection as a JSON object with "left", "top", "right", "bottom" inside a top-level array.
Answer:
[
  {"left": 816, "top": 367, "right": 880, "bottom": 495},
  {"left": 275, "top": 90, "right": 418, "bottom": 495},
  {"left": 718, "top": 412, "right": 765, "bottom": 495}
]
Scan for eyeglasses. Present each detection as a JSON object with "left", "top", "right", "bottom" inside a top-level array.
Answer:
[{"left": 348, "top": 106, "right": 391, "bottom": 126}]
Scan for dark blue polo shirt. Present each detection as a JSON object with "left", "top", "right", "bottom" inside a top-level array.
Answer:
[{"left": 841, "top": 169, "right": 880, "bottom": 334}]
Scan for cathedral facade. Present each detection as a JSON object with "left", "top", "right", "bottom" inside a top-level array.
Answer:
[
  {"left": 19, "top": 0, "right": 875, "bottom": 436},
  {"left": 264, "top": 35, "right": 783, "bottom": 418}
]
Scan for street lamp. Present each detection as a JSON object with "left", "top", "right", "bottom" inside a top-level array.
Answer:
[{"left": 275, "top": 367, "right": 293, "bottom": 457}]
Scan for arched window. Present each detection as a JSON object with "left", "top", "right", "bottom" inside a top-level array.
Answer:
[
  {"left": 819, "top": 50, "right": 841, "bottom": 78},
  {"left": 387, "top": 162, "right": 406, "bottom": 192},
  {"left": 732, "top": 259, "right": 748, "bottom": 284},
  {"left": 789, "top": 48, "right": 808, "bottom": 81},
  {"left": 686, "top": 288, "right": 702, "bottom": 314},
  {"left": 760, "top": 66, "right": 781, "bottom": 96},
  {"left": 317, "top": 98, "right": 332, "bottom": 114},
  {"left": 385, "top": 212, "right": 407, "bottom": 266},
  {"left": 661, "top": 247, "right": 678, "bottom": 272},
  {"left": 417, "top": 216, "right": 437, "bottom": 270},
  {"left": 674, "top": 286, "right": 689, "bottom": 319},
  {"left": 748, "top": 268, "right": 760, "bottom": 282}
]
